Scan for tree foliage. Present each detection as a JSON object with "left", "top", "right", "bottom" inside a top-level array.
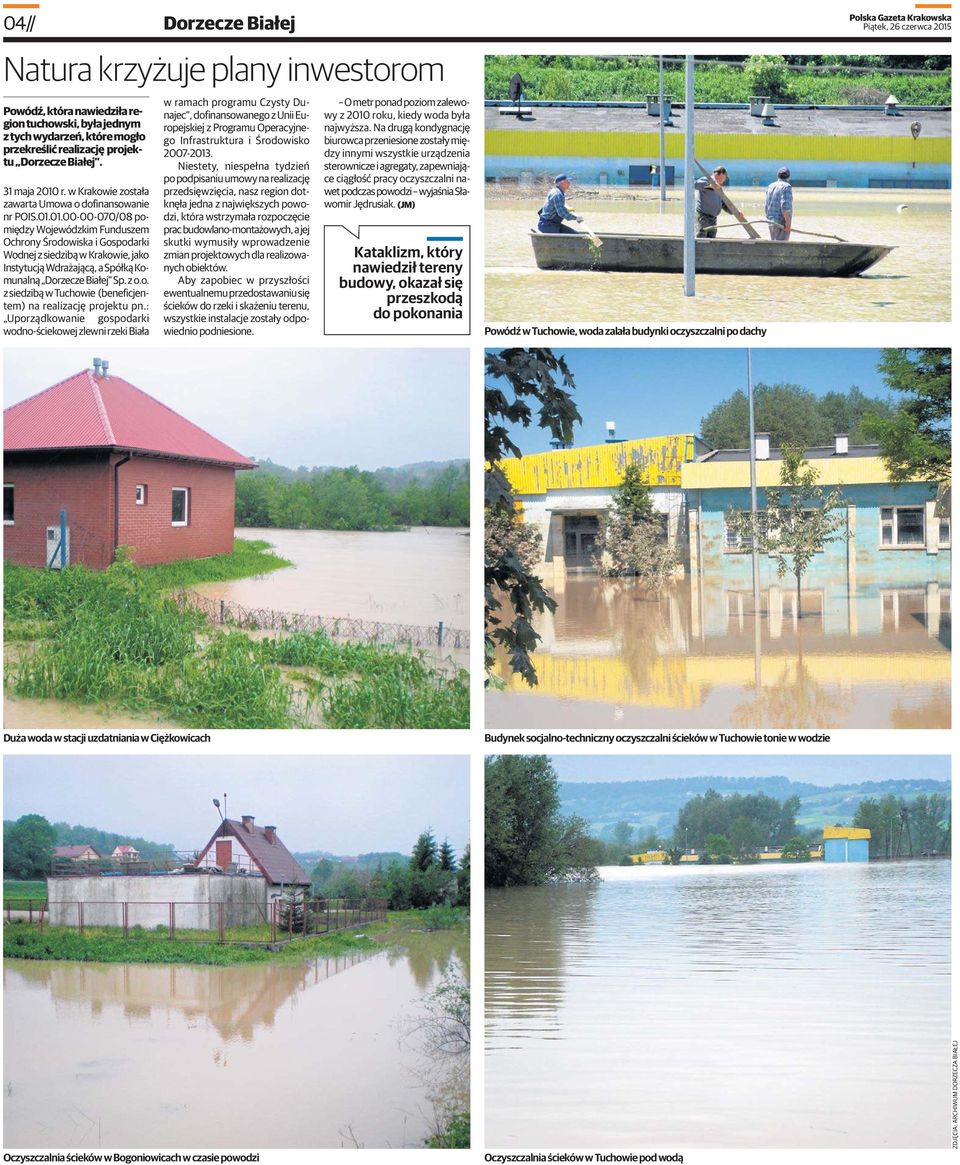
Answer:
[
  {"left": 726, "top": 444, "right": 850, "bottom": 615},
  {"left": 700, "top": 382, "right": 895, "bottom": 451},
  {"left": 596, "top": 465, "right": 679, "bottom": 586},
  {"left": 675, "top": 789, "right": 801, "bottom": 854},
  {"left": 853, "top": 791, "right": 950, "bottom": 858},
  {"left": 236, "top": 462, "right": 469, "bottom": 531},
  {"left": 485, "top": 349, "right": 582, "bottom": 685},
  {"left": 485, "top": 755, "right": 598, "bottom": 887},
  {"left": 3, "top": 814, "right": 57, "bottom": 880},
  {"left": 861, "top": 348, "right": 951, "bottom": 485}
]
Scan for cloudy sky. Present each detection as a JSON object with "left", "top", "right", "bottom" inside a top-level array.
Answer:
[
  {"left": 4, "top": 348, "right": 468, "bottom": 470},
  {"left": 3, "top": 755, "right": 470, "bottom": 855},
  {"left": 549, "top": 755, "right": 949, "bottom": 786}
]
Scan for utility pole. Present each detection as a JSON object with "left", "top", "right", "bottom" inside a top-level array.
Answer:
[
  {"left": 658, "top": 54, "right": 667, "bottom": 204},
  {"left": 683, "top": 55, "right": 695, "bottom": 297}
]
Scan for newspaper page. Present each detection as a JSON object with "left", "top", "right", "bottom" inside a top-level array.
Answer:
[{"left": 0, "top": 2, "right": 953, "bottom": 1163}]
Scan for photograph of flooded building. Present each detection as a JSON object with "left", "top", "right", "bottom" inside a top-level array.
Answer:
[
  {"left": 485, "top": 346, "right": 950, "bottom": 729},
  {"left": 3, "top": 359, "right": 256, "bottom": 570},
  {"left": 484, "top": 54, "right": 950, "bottom": 323}
]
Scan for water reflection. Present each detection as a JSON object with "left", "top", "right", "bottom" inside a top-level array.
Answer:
[
  {"left": 5, "top": 935, "right": 466, "bottom": 1149},
  {"left": 486, "top": 862, "right": 949, "bottom": 1148},
  {"left": 487, "top": 575, "right": 950, "bottom": 728},
  {"left": 485, "top": 190, "right": 950, "bottom": 322}
]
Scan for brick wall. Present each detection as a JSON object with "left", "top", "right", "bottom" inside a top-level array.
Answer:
[
  {"left": 117, "top": 455, "right": 237, "bottom": 566},
  {"left": 3, "top": 453, "right": 115, "bottom": 569}
]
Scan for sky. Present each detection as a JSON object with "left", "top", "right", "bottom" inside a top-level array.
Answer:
[
  {"left": 4, "top": 348, "right": 468, "bottom": 471},
  {"left": 487, "top": 347, "right": 892, "bottom": 454},
  {"left": 2, "top": 756, "right": 470, "bottom": 856},
  {"left": 549, "top": 755, "right": 950, "bottom": 787}
]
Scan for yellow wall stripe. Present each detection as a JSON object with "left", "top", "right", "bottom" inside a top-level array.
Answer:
[
  {"left": 486, "top": 129, "right": 950, "bottom": 165},
  {"left": 501, "top": 434, "right": 695, "bottom": 494}
]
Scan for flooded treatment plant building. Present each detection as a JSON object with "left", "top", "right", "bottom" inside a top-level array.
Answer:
[
  {"left": 3, "top": 358, "right": 256, "bottom": 570},
  {"left": 47, "top": 814, "right": 311, "bottom": 930}
]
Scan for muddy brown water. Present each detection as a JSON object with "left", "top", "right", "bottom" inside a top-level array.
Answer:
[
  {"left": 197, "top": 527, "right": 469, "bottom": 631},
  {"left": 4, "top": 930, "right": 468, "bottom": 1149},
  {"left": 485, "top": 190, "right": 950, "bottom": 322},
  {"left": 486, "top": 575, "right": 950, "bottom": 729},
  {"left": 486, "top": 861, "right": 949, "bottom": 1148}
]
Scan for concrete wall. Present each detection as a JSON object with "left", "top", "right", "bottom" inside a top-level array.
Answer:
[{"left": 48, "top": 875, "right": 269, "bottom": 930}]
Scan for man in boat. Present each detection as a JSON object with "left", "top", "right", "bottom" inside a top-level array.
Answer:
[
  {"left": 694, "top": 166, "right": 729, "bottom": 238},
  {"left": 765, "top": 167, "right": 794, "bottom": 241},
  {"left": 536, "top": 174, "right": 584, "bottom": 234}
]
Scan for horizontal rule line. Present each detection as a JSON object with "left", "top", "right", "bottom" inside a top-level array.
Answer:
[{"left": 2, "top": 35, "right": 953, "bottom": 43}]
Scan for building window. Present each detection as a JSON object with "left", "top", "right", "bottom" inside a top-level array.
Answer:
[
  {"left": 880, "top": 506, "right": 925, "bottom": 548},
  {"left": 723, "top": 512, "right": 767, "bottom": 552},
  {"left": 938, "top": 514, "right": 951, "bottom": 548},
  {"left": 3, "top": 483, "right": 13, "bottom": 525},
  {"left": 171, "top": 487, "right": 189, "bottom": 526},
  {"left": 135, "top": 484, "right": 147, "bottom": 506}
]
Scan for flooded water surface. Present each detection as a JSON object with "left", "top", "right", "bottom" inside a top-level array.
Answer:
[
  {"left": 486, "top": 190, "right": 950, "bottom": 323},
  {"left": 486, "top": 576, "right": 950, "bottom": 729},
  {"left": 5, "top": 932, "right": 467, "bottom": 1149},
  {"left": 197, "top": 527, "right": 468, "bottom": 630},
  {"left": 486, "top": 861, "right": 949, "bottom": 1148}
]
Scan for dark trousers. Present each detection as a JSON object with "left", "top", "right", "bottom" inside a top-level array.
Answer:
[
  {"left": 696, "top": 212, "right": 718, "bottom": 239},
  {"left": 537, "top": 218, "right": 579, "bottom": 234}
]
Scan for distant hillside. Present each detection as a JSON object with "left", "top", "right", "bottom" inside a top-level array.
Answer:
[
  {"left": 292, "top": 850, "right": 405, "bottom": 871},
  {"left": 559, "top": 775, "right": 951, "bottom": 840},
  {"left": 251, "top": 458, "right": 468, "bottom": 490},
  {"left": 48, "top": 822, "right": 177, "bottom": 860}
]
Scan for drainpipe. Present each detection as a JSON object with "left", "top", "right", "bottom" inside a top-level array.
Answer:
[{"left": 112, "top": 452, "right": 131, "bottom": 560}]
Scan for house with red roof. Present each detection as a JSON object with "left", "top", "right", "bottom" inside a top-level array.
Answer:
[
  {"left": 195, "top": 814, "right": 311, "bottom": 907},
  {"left": 3, "top": 358, "right": 256, "bottom": 569}
]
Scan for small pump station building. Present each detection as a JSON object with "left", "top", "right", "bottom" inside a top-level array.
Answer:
[
  {"left": 3, "top": 359, "right": 256, "bottom": 570},
  {"left": 822, "top": 825, "right": 871, "bottom": 863}
]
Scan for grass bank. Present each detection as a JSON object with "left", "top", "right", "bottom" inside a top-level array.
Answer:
[
  {"left": 3, "top": 908, "right": 467, "bottom": 967},
  {"left": 4, "top": 547, "right": 469, "bottom": 729},
  {"left": 3, "top": 880, "right": 46, "bottom": 903}
]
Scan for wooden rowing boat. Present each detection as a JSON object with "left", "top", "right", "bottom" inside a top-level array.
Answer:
[{"left": 530, "top": 231, "right": 893, "bottom": 277}]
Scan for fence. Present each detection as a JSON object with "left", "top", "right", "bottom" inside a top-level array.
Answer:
[
  {"left": 4, "top": 896, "right": 388, "bottom": 946},
  {"left": 174, "top": 589, "right": 469, "bottom": 651}
]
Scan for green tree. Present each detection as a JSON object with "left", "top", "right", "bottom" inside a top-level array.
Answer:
[
  {"left": 485, "top": 349, "right": 581, "bottom": 685},
  {"left": 781, "top": 835, "right": 812, "bottom": 862},
  {"left": 726, "top": 444, "right": 850, "bottom": 617},
  {"left": 455, "top": 844, "right": 470, "bottom": 907},
  {"left": 484, "top": 505, "right": 544, "bottom": 573},
  {"left": 730, "top": 816, "right": 762, "bottom": 862},
  {"left": 485, "top": 755, "right": 597, "bottom": 887},
  {"left": 596, "top": 465, "right": 679, "bottom": 587},
  {"left": 438, "top": 839, "right": 457, "bottom": 872},
  {"left": 310, "top": 857, "right": 336, "bottom": 891},
  {"left": 704, "top": 833, "right": 733, "bottom": 864},
  {"left": 4, "top": 814, "right": 57, "bottom": 880},
  {"left": 743, "top": 54, "right": 793, "bottom": 101},
  {"left": 611, "top": 820, "right": 635, "bottom": 854},
  {"left": 862, "top": 348, "right": 951, "bottom": 485},
  {"left": 411, "top": 829, "right": 439, "bottom": 872}
]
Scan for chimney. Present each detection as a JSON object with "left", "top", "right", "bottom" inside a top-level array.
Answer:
[
  {"left": 755, "top": 432, "right": 770, "bottom": 461},
  {"left": 241, "top": 814, "right": 255, "bottom": 833},
  {"left": 264, "top": 825, "right": 277, "bottom": 844},
  {"left": 834, "top": 433, "right": 849, "bottom": 456},
  {"left": 92, "top": 357, "right": 102, "bottom": 376},
  {"left": 605, "top": 420, "right": 617, "bottom": 444},
  {"left": 101, "top": 359, "right": 110, "bottom": 378}
]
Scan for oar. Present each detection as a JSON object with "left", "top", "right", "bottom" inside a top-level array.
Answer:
[
  {"left": 578, "top": 220, "right": 603, "bottom": 247},
  {"left": 694, "top": 159, "right": 760, "bottom": 240}
]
